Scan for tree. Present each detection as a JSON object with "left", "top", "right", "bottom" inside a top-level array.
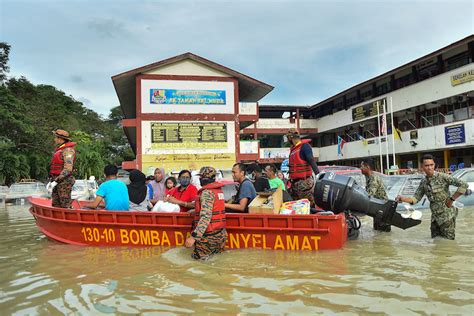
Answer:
[
  {"left": 0, "top": 45, "right": 137, "bottom": 185},
  {"left": 0, "top": 42, "right": 11, "bottom": 84}
]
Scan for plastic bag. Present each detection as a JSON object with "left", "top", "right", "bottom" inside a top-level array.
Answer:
[
  {"left": 151, "top": 201, "right": 180, "bottom": 213},
  {"left": 279, "top": 199, "right": 310, "bottom": 215}
]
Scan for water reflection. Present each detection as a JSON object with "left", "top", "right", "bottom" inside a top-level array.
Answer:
[{"left": 0, "top": 205, "right": 473, "bottom": 314}]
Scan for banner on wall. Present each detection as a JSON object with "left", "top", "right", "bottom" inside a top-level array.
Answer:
[
  {"left": 352, "top": 99, "right": 385, "bottom": 122},
  {"left": 150, "top": 89, "right": 226, "bottom": 105},
  {"left": 451, "top": 69, "right": 474, "bottom": 86},
  {"left": 151, "top": 122, "right": 228, "bottom": 149},
  {"left": 445, "top": 124, "right": 465, "bottom": 145},
  {"left": 142, "top": 153, "right": 236, "bottom": 172}
]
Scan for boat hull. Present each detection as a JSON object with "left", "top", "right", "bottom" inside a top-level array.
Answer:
[{"left": 29, "top": 198, "right": 347, "bottom": 251}]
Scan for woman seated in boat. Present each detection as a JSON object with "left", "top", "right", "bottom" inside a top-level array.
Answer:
[
  {"left": 128, "top": 169, "right": 153, "bottom": 212},
  {"left": 83, "top": 165, "right": 129, "bottom": 211},
  {"left": 164, "top": 170, "right": 198, "bottom": 212}
]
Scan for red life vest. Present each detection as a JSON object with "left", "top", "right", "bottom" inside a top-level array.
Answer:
[
  {"left": 194, "top": 182, "right": 226, "bottom": 233},
  {"left": 50, "top": 142, "right": 76, "bottom": 177},
  {"left": 289, "top": 139, "right": 313, "bottom": 180}
]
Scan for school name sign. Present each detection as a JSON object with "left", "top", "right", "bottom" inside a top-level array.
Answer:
[{"left": 150, "top": 88, "right": 226, "bottom": 105}]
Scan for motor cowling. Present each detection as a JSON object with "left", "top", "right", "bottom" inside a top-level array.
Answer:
[{"left": 314, "top": 172, "right": 421, "bottom": 230}]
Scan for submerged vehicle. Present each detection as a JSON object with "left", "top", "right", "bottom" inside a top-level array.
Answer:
[
  {"left": 6, "top": 180, "right": 48, "bottom": 204},
  {"left": 450, "top": 168, "right": 474, "bottom": 206},
  {"left": 71, "top": 178, "right": 99, "bottom": 201}
]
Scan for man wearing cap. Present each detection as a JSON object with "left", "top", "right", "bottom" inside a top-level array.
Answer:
[
  {"left": 285, "top": 129, "right": 319, "bottom": 206},
  {"left": 49, "top": 129, "right": 76, "bottom": 208},
  {"left": 185, "top": 166, "right": 227, "bottom": 260},
  {"left": 360, "top": 159, "right": 391, "bottom": 232}
]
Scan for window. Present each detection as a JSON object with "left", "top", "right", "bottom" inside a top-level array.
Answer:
[
  {"left": 461, "top": 171, "right": 474, "bottom": 183},
  {"left": 445, "top": 51, "right": 469, "bottom": 71}
]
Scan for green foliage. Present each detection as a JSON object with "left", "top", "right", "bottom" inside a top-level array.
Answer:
[
  {"left": 0, "top": 42, "right": 10, "bottom": 83},
  {"left": 0, "top": 46, "right": 134, "bottom": 185}
]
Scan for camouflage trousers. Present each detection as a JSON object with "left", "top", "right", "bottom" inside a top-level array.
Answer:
[
  {"left": 52, "top": 176, "right": 75, "bottom": 209},
  {"left": 431, "top": 218, "right": 456, "bottom": 240},
  {"left": 289, "top": 177, "right": 315, "bottom": 206},
  {"left": 192, "top": 228, "right": 227, "bottom": 261}
]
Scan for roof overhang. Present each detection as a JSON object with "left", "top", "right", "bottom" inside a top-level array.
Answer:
[
  {"left": 309, "top": 34, "right": 474, "bottom": 110},
  {"left": 112, "top": 52, "right": 274, "bottom": 120}
]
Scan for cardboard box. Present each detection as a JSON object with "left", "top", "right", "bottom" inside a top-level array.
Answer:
[{"left": 248, "top": 186, "right": 282, "bottom": 214}]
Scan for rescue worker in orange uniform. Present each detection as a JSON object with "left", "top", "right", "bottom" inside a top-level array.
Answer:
[
  {"left": 49, "top": 129, "right": 76, "bottom": 208},
  {"left": 185, "top": 166, "right": 227, "bottom": 260},
  {"left": 286, "top": 129, "right": 319, "bottom": 206}
]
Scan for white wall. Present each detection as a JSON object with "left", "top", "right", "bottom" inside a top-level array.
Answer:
[
  {"left": 313, "top": 64, "right": 474, "bottom": 133},
  {"left": 145, "top": 59, "right": 230, "bottom": 77},
  {"left": 259, "top": 147, "right": 320, "bottom": 159},
  {"left": 141, "top": 79, "right": 235, "bottom": 114},
  {"left": 239, "top": 102, "right": 257, "bottom": 115},
  {"left": 318, "top": 118, "right": 474, "bottom": 162},
  {"left": 247, "top": 118, "right": 297, "bottom": 129}
]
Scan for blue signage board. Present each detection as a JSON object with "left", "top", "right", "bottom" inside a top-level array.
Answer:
[
  {"left": 281, "top": 159, "right": 289, "bottom": 172},
  {"left": 445, "top": 124, "right": 465, "bottom": 145},
  {"left": 150, "top": 89, "right": 226, "bottom": 105}
]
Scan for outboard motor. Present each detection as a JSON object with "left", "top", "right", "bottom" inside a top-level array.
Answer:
[{"left": 314, "top": 172, "right": 421, "bottom": 230}]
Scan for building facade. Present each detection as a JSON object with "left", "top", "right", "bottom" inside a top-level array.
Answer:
[
  {"left": 112, "top": 53, "right": 273, "bottom": 174},
  {"left": 114, "top": 36, "right": 473, "bottom": 174},
  {"left": 248, "top": 35, "right": 474, "bottom": 171}
]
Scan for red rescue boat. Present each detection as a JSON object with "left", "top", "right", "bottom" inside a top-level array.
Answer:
[{"left": 29, "top": 197, "right": 347, "bottom": 251}]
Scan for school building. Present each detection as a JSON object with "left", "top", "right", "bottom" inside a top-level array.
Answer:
[{"left": 113, "top": 35, "right": 474, "bottom": 173}]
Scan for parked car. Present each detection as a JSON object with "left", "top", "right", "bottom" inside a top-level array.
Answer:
[
  {"left": 450, "top": 168, "right": 474, "bottom": 206},
  {"left": 6, "top": 180, "right": 48, "bottom": 204},
  {"left": 71, "top": 178, "right": 98, "bottom": 201}
]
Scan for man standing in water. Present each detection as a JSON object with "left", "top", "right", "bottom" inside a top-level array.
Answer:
[
  {"left": 397, "top": 154, "right": 468, "bottom": 240},
  {"left": 360, "top": 159, "right": 391, "bottom": 232},
  {"left": 49, "top": 129, "right": 76, "bottom": 208},
  {"left": 286, "top": 129, "right": 319, "bottom": 206},
  {"left": 185, "top": 166, "right": 227, "bottom": 260}
]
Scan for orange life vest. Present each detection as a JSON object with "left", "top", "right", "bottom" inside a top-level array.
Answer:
[
  {"left": 194, "top": 182, "right": 226, "bottom": 233},
  {"left": 289, "top": 139, "right": 313, "bottom": 180},
  {"left": 50, "top": 142, "right": 76, "bottom": 177}
]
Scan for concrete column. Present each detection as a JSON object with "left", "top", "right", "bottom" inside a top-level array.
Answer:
[{"left": 444, "top": 149, "right": 450, "bottom": 170}]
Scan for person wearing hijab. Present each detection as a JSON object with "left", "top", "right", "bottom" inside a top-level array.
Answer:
[
  {"left": 150, "top": 167, "right": 166, "bottom": 203},
  {"left": 128, "top": 169, "right": 152, "bottom": 212},
  {"left": 164, "top": 170, "right": 198, "bottom": 212}
]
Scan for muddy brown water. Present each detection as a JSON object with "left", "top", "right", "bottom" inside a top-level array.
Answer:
[{"left": 0, "top": 204, "right": 473, "bottom": 315}]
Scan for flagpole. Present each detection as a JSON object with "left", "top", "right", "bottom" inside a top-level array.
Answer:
[
  {"left": 390, "top": 97, "right": 396, "bottom": 168},
  {"left": 384, "top": 99, "right": 390, "bottom": 172},
  {"left": 377, "top": 101, "right": 383, "bottom": 173}
]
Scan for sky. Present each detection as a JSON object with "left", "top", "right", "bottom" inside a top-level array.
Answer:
[{"left": 1, "top": 0, "right": 473, "bottom": 116}]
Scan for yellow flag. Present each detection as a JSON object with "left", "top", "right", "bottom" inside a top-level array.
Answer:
[{"left": 394, "top": 128, "right": 402, "bottom": 141}]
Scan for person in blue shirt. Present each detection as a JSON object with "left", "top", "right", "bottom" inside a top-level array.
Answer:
[
  {"left": 84, "top": 165, "right": 129, "bottom": 211},
  {"left": 225, "top": 163, "right": 257, "bottom": 213}
]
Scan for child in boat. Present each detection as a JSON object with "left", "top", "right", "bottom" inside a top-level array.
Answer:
[{"left": 165, "top": 176, "right": 177, "bottom": 195}]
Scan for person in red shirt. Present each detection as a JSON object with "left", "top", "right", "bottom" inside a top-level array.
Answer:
[
  {"left": 165, "top": 176, "right": 177, "bottom": 195},
  {"left": 164, "top": 170, "right": 198, "bottom": 212}
]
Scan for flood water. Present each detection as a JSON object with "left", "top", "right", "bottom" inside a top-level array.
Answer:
[{"left": 1, "top": 204, "right": 473, "bottom": 315}]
